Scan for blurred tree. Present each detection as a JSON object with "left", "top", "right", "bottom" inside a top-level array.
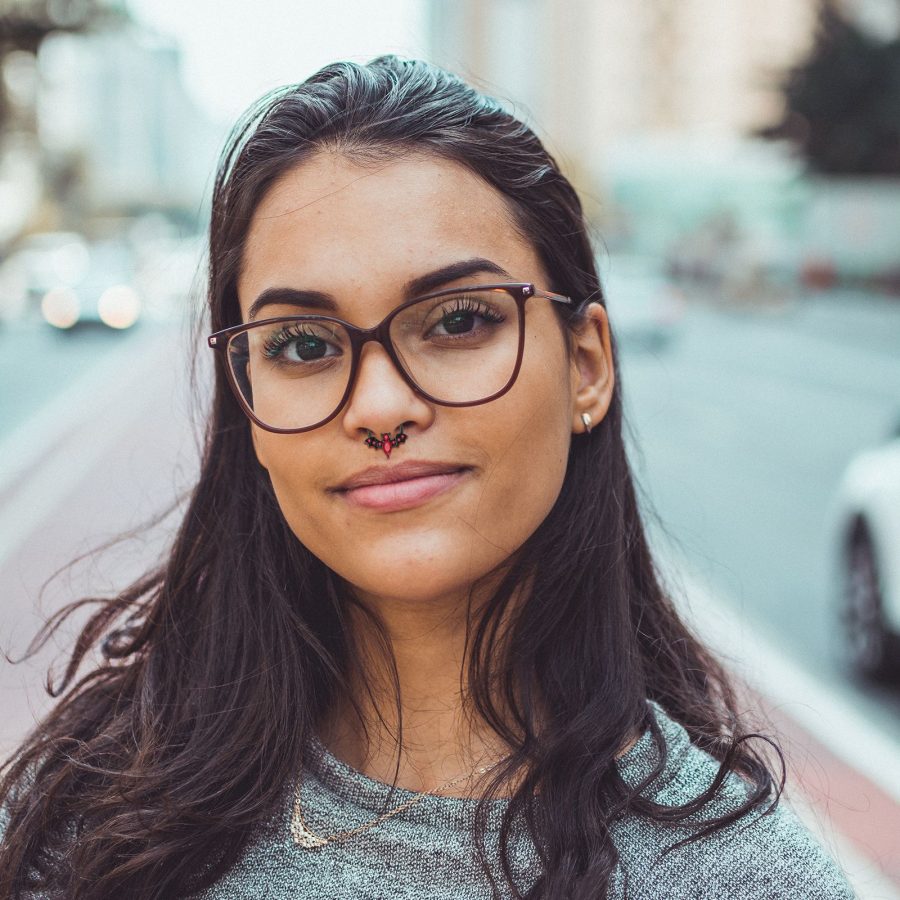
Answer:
[
  {"left": 0, "top": 0, "right": 126, "bottom": 131},
  {"left": 761, "top": 0, "right": 900, "bottom": 175}
]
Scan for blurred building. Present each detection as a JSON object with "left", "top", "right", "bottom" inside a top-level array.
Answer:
[
  {"left": 36, "top": 24, "right": 219, "bottom": 226},
  {"left": 428, "top": 0, "right": 817, "bottom": 186},
  {"left": 1, "top": 16, "right": 219, "bottom": 245},
  {"left": 430, "top": 0, "right": 864, "bottom": 281}
]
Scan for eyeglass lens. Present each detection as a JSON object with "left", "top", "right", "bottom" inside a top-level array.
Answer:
[{"left": 227, "top": 288, "right": 522, "bottom": 431}]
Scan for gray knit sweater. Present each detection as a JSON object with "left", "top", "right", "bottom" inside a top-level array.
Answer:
[{"left": 191, "top": 701, "right": 855, "bottom": 899}]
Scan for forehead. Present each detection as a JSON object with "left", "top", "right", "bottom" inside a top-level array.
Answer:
[{"left": 237, "top": 152, "right": 544, "bottom": 319}]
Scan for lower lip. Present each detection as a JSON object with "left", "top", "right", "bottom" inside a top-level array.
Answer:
[{"left": 339, "top": 470, "right": 469, "bottom": 511}]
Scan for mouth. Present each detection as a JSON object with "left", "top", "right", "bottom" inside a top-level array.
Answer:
[{"left": 331, "top": 461, "right": 471, "bottom": 512}]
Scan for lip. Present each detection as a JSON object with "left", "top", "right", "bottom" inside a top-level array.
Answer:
[{"left": 332, "top": 461, "right": 471, "bottom": 512}]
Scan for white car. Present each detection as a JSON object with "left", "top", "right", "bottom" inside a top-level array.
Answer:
[{"left": 829, "top": 432, "right": 900, "bottom": 682}]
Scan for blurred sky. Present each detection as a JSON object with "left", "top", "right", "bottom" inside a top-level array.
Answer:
[{"left": 126, "top": 0, "right": 428, "bottom": 124}]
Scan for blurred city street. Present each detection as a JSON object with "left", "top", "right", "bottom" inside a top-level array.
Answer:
[{"left": 623, "top": 285, "right": 900, "bottom": 727}]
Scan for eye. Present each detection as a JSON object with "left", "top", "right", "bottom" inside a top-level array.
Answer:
[
  {"left": 262, "top": 323, "right": 343, "bottom": 363},
  {"left": 428, "top": 297, "right": 506, "bottom": 338}
]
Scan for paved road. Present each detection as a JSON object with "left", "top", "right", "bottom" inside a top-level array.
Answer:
[
  {"left": 1, "top": 320, "right": 147, "bottom": 434},
  {"left": 618, "top": 287, "right": 900, "bottom": 742}
]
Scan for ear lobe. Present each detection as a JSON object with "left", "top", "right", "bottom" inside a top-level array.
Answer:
[{"left": 571, "top": 302, "right": 614, "bottom": 432}]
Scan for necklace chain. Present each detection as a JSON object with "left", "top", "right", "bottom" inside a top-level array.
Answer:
[{"left": 290, "top": 757, "right": 502, "bottom": 848}]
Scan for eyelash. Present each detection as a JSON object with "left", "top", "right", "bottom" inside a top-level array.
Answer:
[
  {"left": 262, "top": 324, "right": 328, "bottom": 358},
  {"left": 437, "top": 297, "right": 506, "bottom": 323}
]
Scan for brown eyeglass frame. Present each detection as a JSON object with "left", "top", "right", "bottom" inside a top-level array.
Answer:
[{"left": 207, "top": 281, "right": 575, "bottom": 434}]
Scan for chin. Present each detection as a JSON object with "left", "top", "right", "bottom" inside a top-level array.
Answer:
[{"left": 319, "top": 535, "right": 511, "bottom": 607}]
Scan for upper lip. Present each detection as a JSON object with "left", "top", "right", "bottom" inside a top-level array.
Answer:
[{"left": 332, "top": 461, "right": 468, "bottom": 492}]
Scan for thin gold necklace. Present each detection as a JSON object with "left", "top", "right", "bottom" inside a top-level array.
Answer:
[{"left": 290, "top": 755, "right": 502, "bottom": 848}]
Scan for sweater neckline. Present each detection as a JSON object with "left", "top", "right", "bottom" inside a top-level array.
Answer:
[{"left": 300, "top": 700, "right": 684, "bottom": 829}]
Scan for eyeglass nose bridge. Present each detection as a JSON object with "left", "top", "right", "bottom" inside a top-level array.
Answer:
[{"left": 339, "top": 315, "right": 424, "bottom": 408}]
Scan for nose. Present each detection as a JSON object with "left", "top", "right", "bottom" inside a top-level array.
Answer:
[{"left": 340, "top": 340, "right": 434, "bottom": 442}]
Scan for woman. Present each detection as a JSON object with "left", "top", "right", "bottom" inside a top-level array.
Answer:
[{"left": 0, "top": 57, "right": 853, "bottom": 899}]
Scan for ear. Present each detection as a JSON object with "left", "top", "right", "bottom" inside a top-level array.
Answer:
[{"left": 569, "top": 302, "right": 614, "bottom": 434}]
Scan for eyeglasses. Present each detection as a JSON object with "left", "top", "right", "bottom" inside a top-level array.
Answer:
[{"left": 207, "top": 282, "right": 575, "bottom": 434}]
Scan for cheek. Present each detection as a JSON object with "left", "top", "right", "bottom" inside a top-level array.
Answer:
[
  {"left": 251, "top": 430, "right": 317, "bottom": 525},
  {"left": 471, "top": 360, "right": 573, "bottom": 551}
]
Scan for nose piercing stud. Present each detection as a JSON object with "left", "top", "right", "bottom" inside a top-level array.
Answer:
[{"left": 364, "top": 425, "right": 407, "bottom": 458}]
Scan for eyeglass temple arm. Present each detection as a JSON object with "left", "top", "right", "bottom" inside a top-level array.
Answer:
[{"left": 533, "top": 289, "right": 576, "bottom": 307}]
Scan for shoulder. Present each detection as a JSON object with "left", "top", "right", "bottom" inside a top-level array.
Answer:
[
  {"left": 614, "top": 796, "right": 856, "bottom": 899},
  {"left": 611, "top": 701, "right": 856, "bottom": 900}
]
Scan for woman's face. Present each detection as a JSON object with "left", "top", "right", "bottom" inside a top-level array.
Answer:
[{"left": 237, "top": 152, "right": 612, "bottom": 607}]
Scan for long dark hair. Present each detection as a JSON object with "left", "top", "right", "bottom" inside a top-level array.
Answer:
[{"left": 0, "top": 56, "right": 783, "bottom": 899}]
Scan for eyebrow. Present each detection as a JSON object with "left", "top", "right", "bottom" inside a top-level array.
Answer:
[{"left": 247, "top": 257, "right": 513, "bottom": 320}]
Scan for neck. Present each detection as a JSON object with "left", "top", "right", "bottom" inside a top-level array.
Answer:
[{"left": 319, "top": 585, "right": 517, "bottom": 796}]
